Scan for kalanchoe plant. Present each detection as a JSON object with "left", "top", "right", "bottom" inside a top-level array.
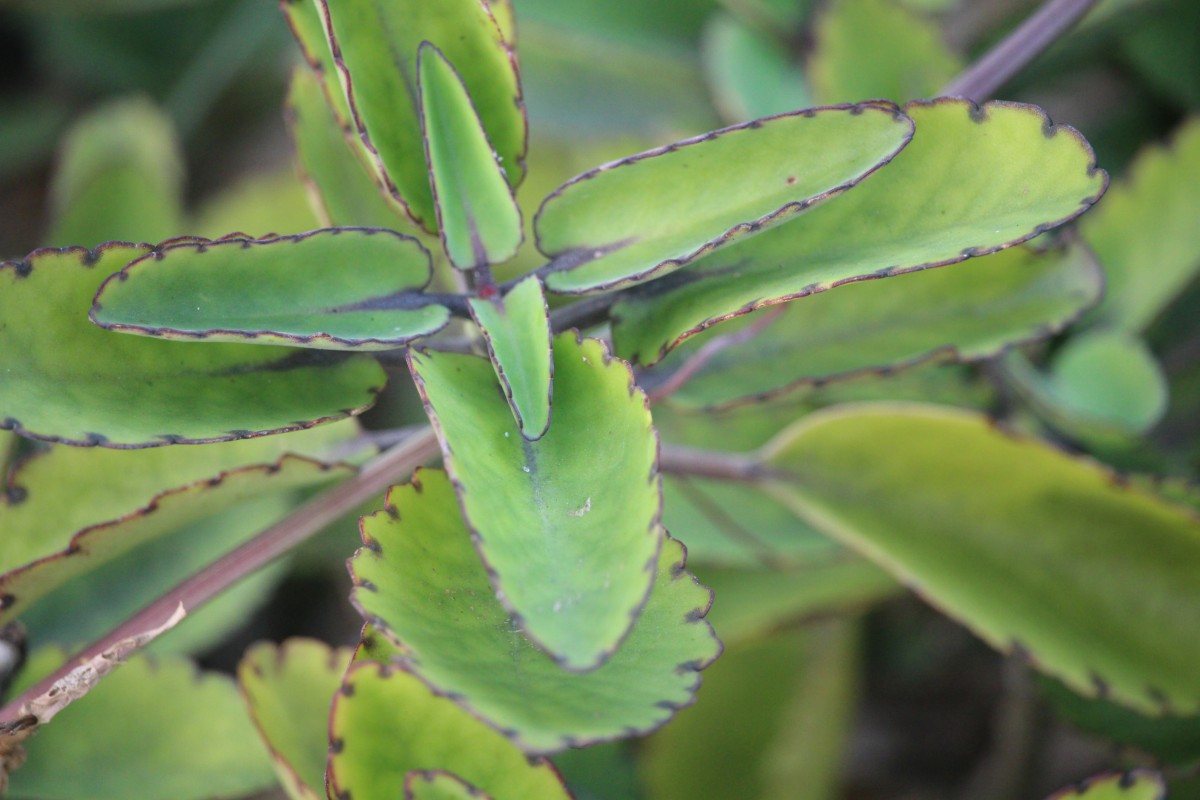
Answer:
[{"left": 0, "top": 0, "right": 1199, "bottom": 797}]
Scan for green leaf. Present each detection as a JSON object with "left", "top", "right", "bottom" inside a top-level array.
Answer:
[
  {"left": 663, "top": 474, "right": 841, "bottom": 568},
  {"left": 0, "top": 421, "right": 357, "bottom": 627},
  {"left": 612, "top": 98, "right": 1107, "bottom": 365},
  {"left": 655, "top": 400, "right": 841, "bottom": 568},
  {"left": 349, "top": 469, "right": 721, "bottom": 753},
  {"left": 515, "top": 17, "right": 716, "bottom": 139},
  {"left": 1004, "top": 330, "right": 1169, "bottom": 439},
  {"left": 467, "top": 276, "right": 553, "bottom": 440},
  {"left": 317, "top": 0, "right": 525, "bottom": 230},
  {"left": 281, "top": 0, "right": 353, "bottom": 126},
  {"left": 11, "top": 459, "right": 352, "bottom": 651},
  {"left": 1043, "top": 771, "right": 1166, "bottom": 800},
  {"left": 48, "top": 97, "right": 184, "bottom": 247},
  {"left": 6, "top": 652, "right": 276, "bottom": 800},
  {"left": 661, "top": 242, "right": 1103, "bottom": 409},
  {"left": 642, "top": 620, "right": 860, "bottom": 800},
  {"left": 286, "top": 66, "right": 411, "bottom": 230},
  {"left": 1041, "top": 677, "right": 1200, "bottom": 769},
  {"left": 407, "top": 771, "right": 491, "bottom": 800},
  {"left": 489, "top": 0, "right": 516, "bottom": 44},
  {"left": 1047, "top": 332, "right": 1168, "bottom": 432},
  {"left": 419, "top": 43, "right": 523, "bottom": 270},
  {"left": 409, "top": 334, "right": 659, "bottom": 670},
  {"left": 92, "top": 229, "right": 449, "bottom": 350},
  {"left": 536, "top": 104, "right": 914, "bottom": 294},
  {"left": 808, "top": 0, "right": 962, "bottom": 104},
  {"left": 186, "top": 165, "right": 320, "bottom": 241},
  {"left": 327, "top": 658, "right": 570, "bottom": 799},
  {"left": 0, "top": 243, "right": 385, "bottom": 447},
  {"left": 238, "top": 639, "right": 355, "bottom": 800},
  {"left": 762, "top": 403, "right": 1200, "bottom": 715},
  {"left": 700, "top": 562, "right": 899, "bottom": 648},
  {"left": 1081, "top": 117, "right": 1200, "bottom": 332},
  {"left": 701, "top": 12, "right": 812, "bottom": 123}
]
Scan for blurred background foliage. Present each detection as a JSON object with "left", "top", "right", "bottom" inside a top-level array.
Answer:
[{"left": 1, "top": 0, "right": 1198, "bottom": 798}]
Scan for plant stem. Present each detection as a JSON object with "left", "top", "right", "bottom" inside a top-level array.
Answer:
[
  {"left": 941, "top": 0, "right": 1100, "bottom": 101},
  {"left": 645, "top": 306, "right": 786, "bottom": 403},
  {"left": 659, "top": 444, "right": 769, "bottom": 482},
  {"left": 0, "top": 427, "right": 441, "bottom": 724}
]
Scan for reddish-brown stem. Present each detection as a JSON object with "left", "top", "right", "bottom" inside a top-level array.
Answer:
[
  {"left": 645, "top": 305, "right": 787, "bottom": 404},
  {"left": 659, "top": 444, "right": 770, "bottom": 482},
  {"left": 941, "top": 0, "right": 1100, "bottom": 101},
  {"left": 0, "top": 427, "right": 441, "bottom": 724}
]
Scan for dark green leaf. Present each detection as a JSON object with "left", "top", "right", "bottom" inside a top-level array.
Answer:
[
  {"left": 0, "top": 242, "right": 385, "bottom": 446},
  {"left": 1041, "top": 677, "right": 1200, "bottom": 769},
  {"left": 92, "top": 229, "right": 449, "bottom": 350}
]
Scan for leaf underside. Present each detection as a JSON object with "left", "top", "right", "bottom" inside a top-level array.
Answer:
[
  {"left": 0, "top": 243, "right": 385, "bottom": 447},
  {"left": 763, "top": 403, "right": 1200, "bottom": 716},
  {"left": 92, "top": 228, "right": 448, "bottom": 350},
  {"left": 349, "top": 469, "right": 721, "bottom": 754},
  {"left": 535, "top": 102, "right": 915, "bottom": 294},
  {"left": 612, "top": 98, "right": 1108, "bottom": 365},
  {"left": 409, "top": 334, "right": 660, "bottom": 670}
]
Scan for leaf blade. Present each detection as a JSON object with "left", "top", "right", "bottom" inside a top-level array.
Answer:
[
  {"left": 763, "top": 403, "right": 1200, "bottom": 715},
  {"left": 409, "top": 334, "right": 660, "bottom": 670},
  {"left": 467, "top": 276, "right": 553, "bottom": 440},
  {"left": 92, "top": 229, "right": 449, "bottom": 350},
  {"left": 419, "top": 43, "right": 523, "bottom": 269},
  {"left": 536, "top": 103, "right": 915, "bottom": 294},
  {"left": 613, "top": 98, "right": 1108, "bottom": 365},
  {"left": 349, "top": 469, "right": 721, "bottom": 753},
  {"left": 0, "top": 243, "right": 385, "bottom": 447}
]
